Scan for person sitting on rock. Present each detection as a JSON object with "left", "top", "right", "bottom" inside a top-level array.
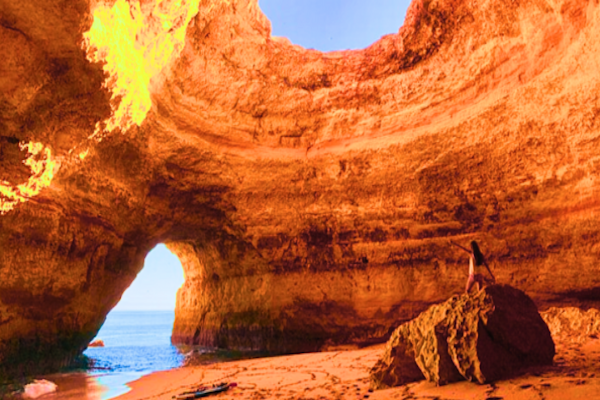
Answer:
[{"left": 451, "top": 240, "right": 496, "bottom": 293}]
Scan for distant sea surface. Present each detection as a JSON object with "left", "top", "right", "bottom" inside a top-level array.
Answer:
[{"left": 84, "top": 310, "right": 184, "bottom": 374}]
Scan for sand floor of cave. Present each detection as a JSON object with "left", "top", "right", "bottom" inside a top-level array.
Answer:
[{"left": 114, "top": 338, "right": 600, "bottom": 400}]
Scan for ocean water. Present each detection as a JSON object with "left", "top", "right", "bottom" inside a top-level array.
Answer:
[
  {"left": 16, "top": 311, "right": 263, "bottom": 399},
  {"left": 80, "top": 310, "right": 183, "bottom": 399},
  {"left": 84, "top": 310, "right": 184, "bottom": 374},
  {"left": 25, "top": 311, "right": 185, "bottom": 400}
]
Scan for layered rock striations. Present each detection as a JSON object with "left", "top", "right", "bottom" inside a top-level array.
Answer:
[{"left": 1, "top": 0, "right": 600, "bottom": 372}]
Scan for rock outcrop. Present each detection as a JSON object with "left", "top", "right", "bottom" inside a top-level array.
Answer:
[
  {"left": 370, "top": 285, "right": 555, "bottom": 388},
  {"left": 88, "top": 339, "right": 104, "bottom": 348},
  {"left": 1, "top": 0, "right": 600, "bottom": 374},
  {"left": 541, "top": 307, "right": 600, "bottom": 344}
]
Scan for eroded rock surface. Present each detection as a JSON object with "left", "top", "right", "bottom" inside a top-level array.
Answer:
[
  {"left": 370, "top": 285, "right": 555, "bottom": 388},
  {"left": 541, "top": 307, "right": 600, "bottom": 344},
  {"left": 1, "top": 0, "right": 600, "bottom": 373}
]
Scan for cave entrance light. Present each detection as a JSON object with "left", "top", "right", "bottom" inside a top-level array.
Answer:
[
  {"left": 258, "top": 0, "right": 412, "bottom": 52},
  {"left": 112, "top": 244, "right": 185, "bottom": 312},
  {"left": 84, "top": 244, "right": 185, "bottom": 374}
]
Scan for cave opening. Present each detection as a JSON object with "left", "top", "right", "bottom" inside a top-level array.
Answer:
[
  {"left": 258, "top": 0, "right": 412, "bottom": 52},
  {"left": 112, "top": 244, "right": 185, "bottom": 312},
  {"left": 84, "top": 244, "right": 185, "bottom": 373}
]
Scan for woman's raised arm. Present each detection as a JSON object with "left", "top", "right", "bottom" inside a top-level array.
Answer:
[{"left": 450, "top": 240, "right": 472, "bottom": 254}]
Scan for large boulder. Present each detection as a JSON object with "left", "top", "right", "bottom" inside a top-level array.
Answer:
[{"left": 370, "top": 284, "right": 555, "bottom": 388}]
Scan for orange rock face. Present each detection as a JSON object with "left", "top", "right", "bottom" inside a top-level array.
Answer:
[
  {"left": 1, "top": 0, "right": 600, "bottom": 373},
  {"left": 88, "top": 339, "right": 104, "bottom": 348}
]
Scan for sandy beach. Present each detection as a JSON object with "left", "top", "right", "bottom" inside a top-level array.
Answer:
[{"left": 112, "top": 336, "right": 600, "bottom": 400}]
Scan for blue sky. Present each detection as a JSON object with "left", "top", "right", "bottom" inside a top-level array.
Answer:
[
  {"left": 112, "top": 1, "right": 411, "bottom": 311},
  {"left": 259, "top": 0, "right": 411, "bottom": 52},
  {"left": 112, "top": 244, "right": 184, "bottom": 311}
]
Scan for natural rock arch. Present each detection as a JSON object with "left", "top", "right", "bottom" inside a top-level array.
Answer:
[{"left": 1, "top": 0, "right": 600, "bottom": 374}]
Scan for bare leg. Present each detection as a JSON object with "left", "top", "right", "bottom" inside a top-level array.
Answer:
[
  {"left": 466, "top": 274, "right": 475, "bottom": 293},
  {"left": 476, "top": 274, "right": 486, "bottom": 292}
]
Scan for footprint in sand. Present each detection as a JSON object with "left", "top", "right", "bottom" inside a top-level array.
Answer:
[{"left": 519, "top": 383, "right": 533, "bottom": 389}]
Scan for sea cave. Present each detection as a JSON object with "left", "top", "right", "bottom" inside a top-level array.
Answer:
[{"left": 1, "top": 0, "right": 600, "bottom": 382}]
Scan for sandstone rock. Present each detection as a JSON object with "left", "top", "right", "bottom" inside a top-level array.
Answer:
[
  {"left": 370, "top": 285, "right": 555, "bottom": 388},
  {"left": 449, "top": 285, "right": 555, "bottom": 383},
  {"left": 368, "top": 324, "right": 425, "bottom": 388},
  {"left": 1, "top": 0, "right": 600, "bottom": 374},
  {"left": 541, "top": 307, "right": 600, "bottom": 344},
  {"left": 88, "top": 339, "right": 105, "bottom": 347}
]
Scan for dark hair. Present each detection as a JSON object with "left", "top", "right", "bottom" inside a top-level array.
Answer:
[{"left": 470, "top": 241, "right": 485, "bottom": 265}]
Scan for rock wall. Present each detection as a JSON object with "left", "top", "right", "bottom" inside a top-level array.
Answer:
[{"left": 2, "top": 0, "right": 600, "bottom": 373}]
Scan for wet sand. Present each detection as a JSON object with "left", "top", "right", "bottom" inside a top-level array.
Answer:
[
  {"left": 43, "top": 372, "right": 144, "bottom": 400},
  {"left": 2, "top": 372, "right": 143, "bottom": 400},
  {"left": 113, "top": 338, "right": 600, "bottom": 400}
]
